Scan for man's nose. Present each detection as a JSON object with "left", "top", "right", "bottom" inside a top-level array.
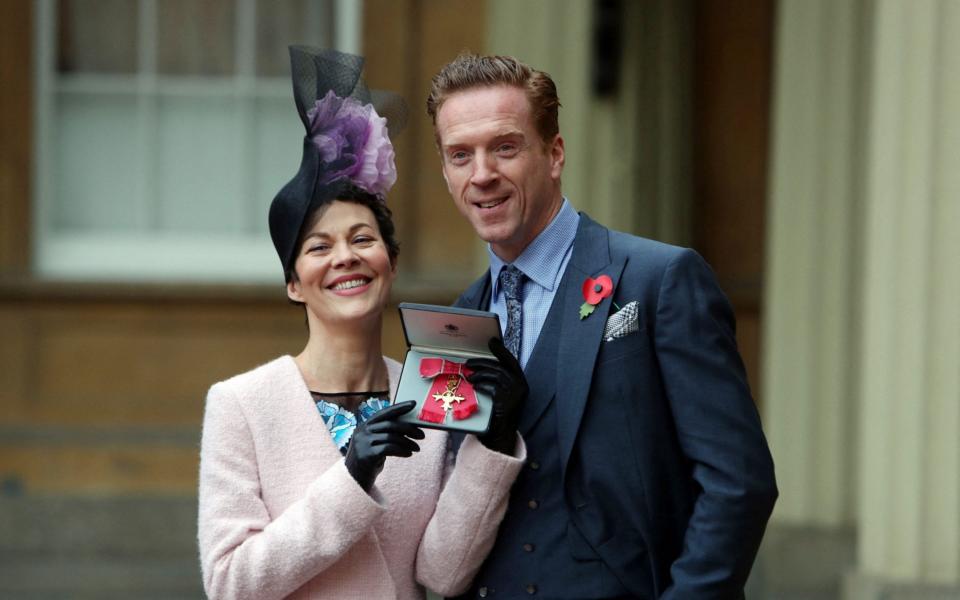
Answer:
[{"left": 470, "top": 153, "right": 498, "bottom": 186}]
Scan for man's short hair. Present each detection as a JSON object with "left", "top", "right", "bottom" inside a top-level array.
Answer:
[{"left": 426, "top": 54, "right": 561, "bottom": 144}]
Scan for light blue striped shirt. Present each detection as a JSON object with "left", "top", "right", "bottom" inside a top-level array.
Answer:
[{"left": 488, "top": 199, "right": 580, "bottom": 368}]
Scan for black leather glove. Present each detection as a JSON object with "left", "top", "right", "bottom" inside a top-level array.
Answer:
[
  {"left": 344, "top": 400, "right": 424, "bottom": 493},
  {"left": 466, "top": 337, "right": 529, "bottom": 455}
]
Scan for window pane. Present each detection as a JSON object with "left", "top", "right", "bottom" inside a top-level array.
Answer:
[
  {"left": 253, "top": 97, "right": 308, "bottom": 225},
  {"left": 256, "top": 0, "right": 333, "bottom": 77},
  {"left": 39, "top": 0, "right": 359, "bottom": 280},
  {"left": 54, "top": 95, "right": 141, "bottom": 230},
  {"left": 57, "top": 0, "right": 138, "bottom": 74},
  {"left": 156, "top": 97, "right": 245, "bottom": 233},
  {"left": 157, "top": 0, "right": 235, "bottom": 76}
]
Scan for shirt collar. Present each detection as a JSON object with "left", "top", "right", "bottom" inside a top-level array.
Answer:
[{"left": 489, "top": 198, "right": 580, "bottom": 296}]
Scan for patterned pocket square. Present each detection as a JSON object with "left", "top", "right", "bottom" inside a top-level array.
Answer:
[{"left": 603, "top": 301, "right": 640, "bottom": 341}]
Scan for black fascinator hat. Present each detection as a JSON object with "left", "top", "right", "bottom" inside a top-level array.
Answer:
[{"left": 269, "top": 46, "right": 406, "bottom": 281}]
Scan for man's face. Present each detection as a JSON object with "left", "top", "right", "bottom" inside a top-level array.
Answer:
[{"left": 435, "top": 85, "right": 564, "bottom": 262}]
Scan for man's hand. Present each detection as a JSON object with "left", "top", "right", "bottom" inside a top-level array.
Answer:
[
  {"left": 466, "top": 337, "right": 529, "bottom": 455},
  {"left": 344, "top": 400, "right": 425, "bottom": 492}
]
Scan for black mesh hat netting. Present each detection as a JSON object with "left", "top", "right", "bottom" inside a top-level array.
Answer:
[{"left": 268, "top": 46, "right": 406, "bottom": 281}]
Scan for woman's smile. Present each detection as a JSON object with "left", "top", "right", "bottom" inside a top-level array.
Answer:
[{"left": 327, "top": 275, "right": 373, "bottom": 295}]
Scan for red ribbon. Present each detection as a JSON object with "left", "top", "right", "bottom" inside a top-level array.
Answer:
[{"left": 418, "top": 358, "right": 477, "bottom": 424}]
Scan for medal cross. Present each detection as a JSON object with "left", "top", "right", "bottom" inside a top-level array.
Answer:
[{"left": 432, "top": 389, "right": 465, "bottom": 411}]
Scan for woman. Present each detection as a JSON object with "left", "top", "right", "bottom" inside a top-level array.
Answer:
[{"left": 198, "top": 47, "right": 526, "bottom": 600}]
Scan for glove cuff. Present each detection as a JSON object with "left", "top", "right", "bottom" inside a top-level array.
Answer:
[{"left": 478, "top": 429, "right": 518, "bottom": 455}]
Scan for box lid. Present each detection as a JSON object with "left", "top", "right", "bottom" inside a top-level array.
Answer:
[{"left": 398, "top": 302, "right": 501, "bottom": 355}]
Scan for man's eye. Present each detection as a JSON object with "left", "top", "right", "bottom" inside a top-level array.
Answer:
[
  {"left": 450, "top": 151, "right": 468, "bottom": 162},
  {"left": 497, "top": 144, "right": 518, "bottom": 155}
]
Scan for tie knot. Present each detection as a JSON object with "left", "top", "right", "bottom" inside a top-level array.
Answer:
[{"left": 499, "top": 265, "right": 524, "bottom": 302}]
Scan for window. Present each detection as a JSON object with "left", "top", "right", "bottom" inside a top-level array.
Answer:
[{"left": 33, "top": 0, "right": 361, "bottom": 282}]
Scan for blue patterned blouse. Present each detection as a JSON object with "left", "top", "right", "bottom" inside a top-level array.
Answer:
[{"left": 311, "top": 393, "right": 391, "bottom": 454}]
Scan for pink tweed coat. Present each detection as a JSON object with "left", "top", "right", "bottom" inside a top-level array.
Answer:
[{"left": 198, "top": 355, "right": 525, "bottom": 599}]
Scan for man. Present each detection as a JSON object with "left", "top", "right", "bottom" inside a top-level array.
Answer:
[{"left": 427, "top": 54, "right": 777, "bottom": 599}]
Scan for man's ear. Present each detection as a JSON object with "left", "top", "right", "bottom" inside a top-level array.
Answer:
[
  {"left": 549, "top": 134, "right": 565, "bottom": 179},
  {"left": 286, "top": 277, "right": 304, "bottom": 303},
  {"left": 439, "top": 157, "right": 455, "bottom": 194}
]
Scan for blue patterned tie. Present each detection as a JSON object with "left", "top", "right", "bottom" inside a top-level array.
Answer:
[{"left": 499, "top": 265, "right": 524, "bottom": 359}]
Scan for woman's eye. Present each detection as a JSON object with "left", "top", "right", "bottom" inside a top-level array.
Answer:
[
  {"left": 353, "top": 236, "right": 374, "bottom": 244},
  {"left": 308, "top": 244, "right": 329, "bottom": 253}
]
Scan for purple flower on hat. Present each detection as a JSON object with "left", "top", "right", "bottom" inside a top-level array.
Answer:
[{"left": 306, "top": 91, "right": 397, "bottom": 196}]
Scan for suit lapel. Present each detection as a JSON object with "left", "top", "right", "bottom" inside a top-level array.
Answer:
[
  {"left": 515, "top": 283, "right": 562, "bottom": 434},
  {"left": 454, "top": 219, "right": 626, "bottom": 474},
  {"left": 553, "top": 215, "right": 626, "bottom": 476},
  {"left": 454, "top": 271, "right": 491, "bottom": 311}
]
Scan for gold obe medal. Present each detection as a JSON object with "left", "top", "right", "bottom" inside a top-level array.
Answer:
[{"left": 432, "top": 377, "right": 465, "bottom": 411}]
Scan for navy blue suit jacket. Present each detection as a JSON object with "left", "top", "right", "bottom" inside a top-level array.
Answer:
[{"left": 454, "top": 214, "right": 777, "bottom": 598}]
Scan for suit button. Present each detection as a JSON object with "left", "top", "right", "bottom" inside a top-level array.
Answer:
[
  {"left": 478, "top": 586, "right": 488, "bottom": 597},
  {"left": 529, "top": 460, "right": 540, "bottom": 470},
  {"left": 525, "top": 583, "right": 537, "bottom": 594},
  {"left": 523, "top": 543, "right": 535, "bottom": 552},
  {"left": 528, "top": 499, "right": 539, "bottom": 509}
]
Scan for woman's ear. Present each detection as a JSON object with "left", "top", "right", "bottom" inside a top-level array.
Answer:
[{"left": 286, "top": 276, "right": 304, "bottom": 303}]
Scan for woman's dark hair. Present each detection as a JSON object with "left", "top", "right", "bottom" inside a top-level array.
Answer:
[{"left": 287, "top": 186, "right": 400, "bottom": 288}]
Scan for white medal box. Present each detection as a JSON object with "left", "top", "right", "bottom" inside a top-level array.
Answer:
[{"left": 394, "top": 302, "right": 501, "bottom": 434}]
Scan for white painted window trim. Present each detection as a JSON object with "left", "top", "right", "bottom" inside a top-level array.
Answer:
[{"left": 32, "top": 0, "right": 363, "bottom": 283}]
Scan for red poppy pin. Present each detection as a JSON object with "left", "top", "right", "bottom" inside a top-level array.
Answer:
[{"left": 580, "top": 275, "right": 613, "bottom": 319}]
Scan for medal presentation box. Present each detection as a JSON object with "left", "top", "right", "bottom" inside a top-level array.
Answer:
[{"left": 394, "top": 303, "right": 502, "bottom": 434}]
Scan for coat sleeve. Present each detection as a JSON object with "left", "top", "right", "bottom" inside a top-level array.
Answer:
[
  {"left": 415, "top": 434, "right": 526, "bottom": 596},
  {"left": 653, "top": 249, "right": 778, "bottom": 599},
  {"left": 197, "top": 383, "right": 386, "bottom": 600}
]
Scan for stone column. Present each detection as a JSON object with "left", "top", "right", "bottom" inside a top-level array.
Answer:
[
  {"left": 763, "top": 0, "right": 866, "bottom": 531},
  {"left": 759, "top": 1, "right": 868, "bottom": 593},
  {"left": 486, "top": 0, "right": 693, "bottom": 242},
  {"left": 765, "top": 0, "right": 960, "bottom": 596},
  {"left": 845, "top": 0, "right": 960, "bottom": 597}
]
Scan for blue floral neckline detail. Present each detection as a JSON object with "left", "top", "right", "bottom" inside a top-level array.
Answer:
[{"left": 313, "top": 395, "right": 391, "bottom": 452}]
